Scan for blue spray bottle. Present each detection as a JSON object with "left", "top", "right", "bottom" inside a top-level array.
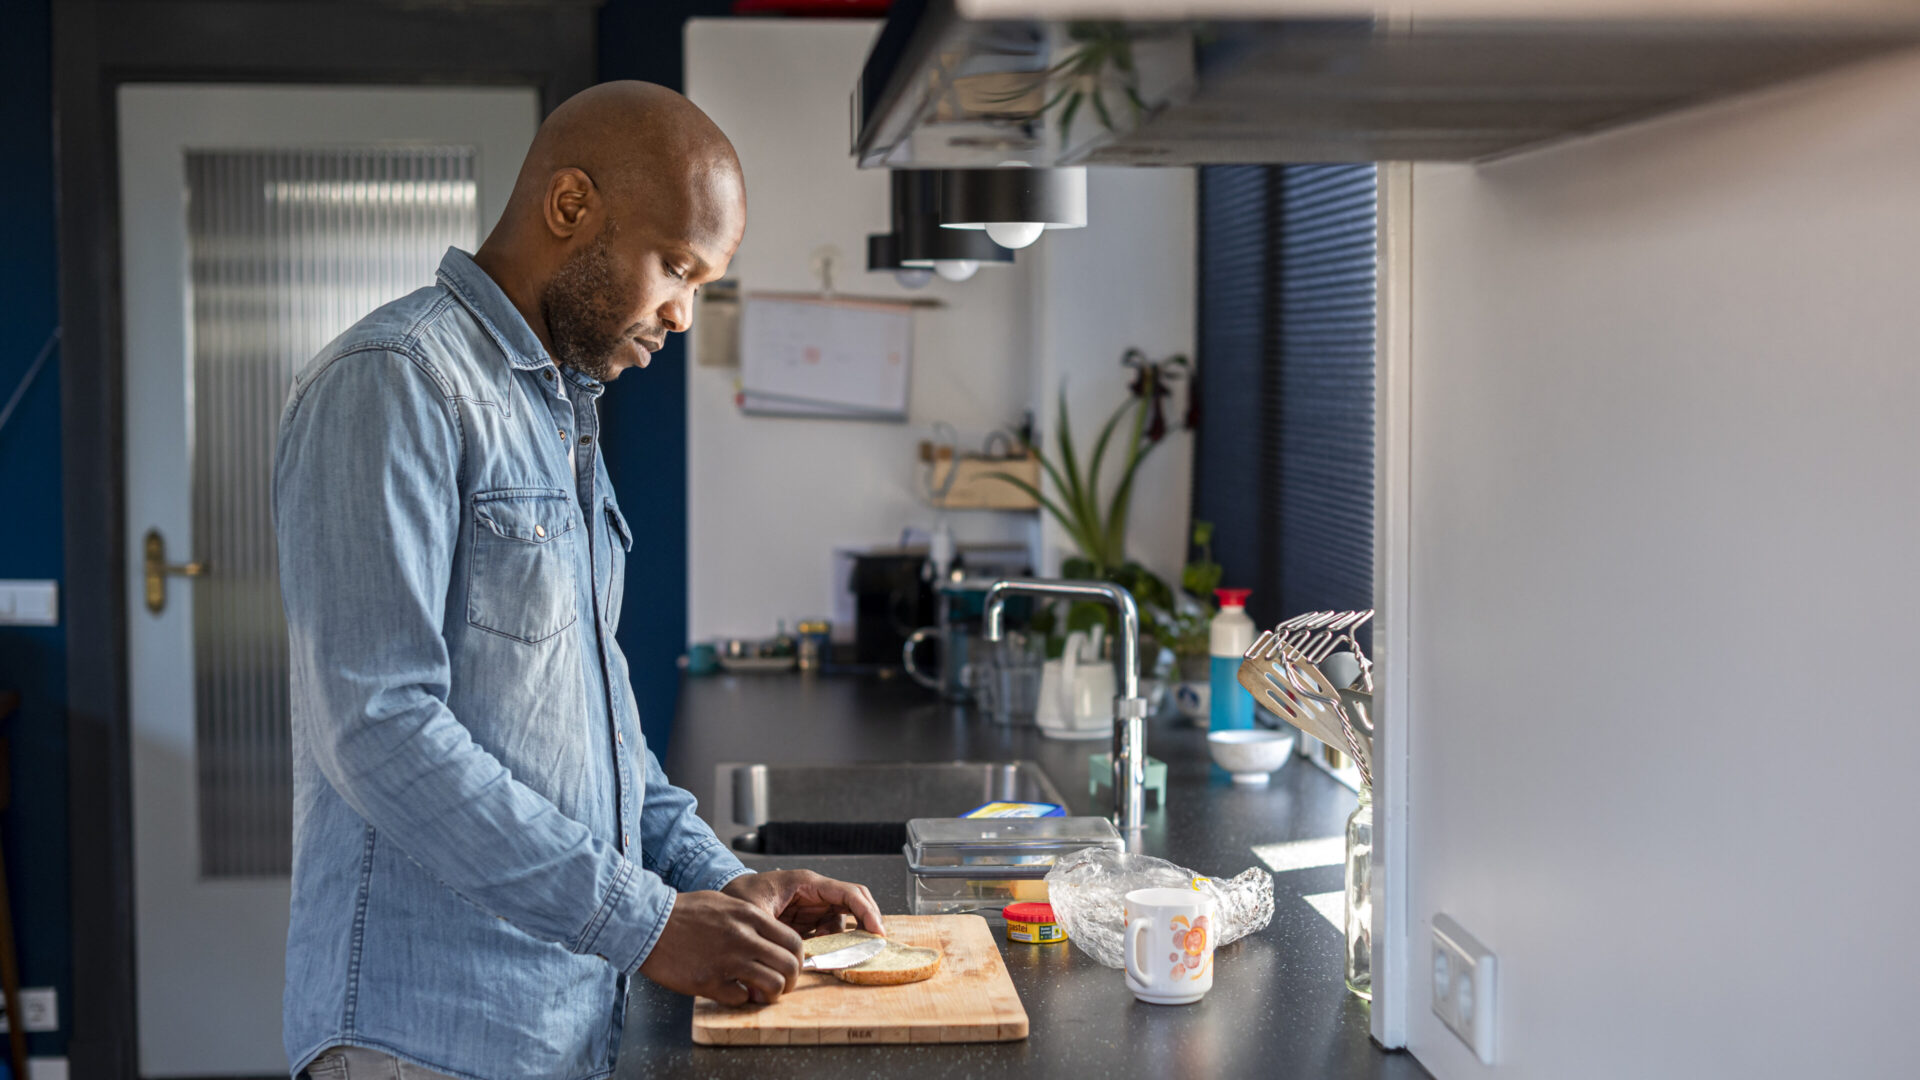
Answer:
[{"left": 1208, "top": 588, "right": 1255, "bottom": 732}]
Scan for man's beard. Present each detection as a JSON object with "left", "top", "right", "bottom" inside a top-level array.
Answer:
[{"left": 539, "top": 231, "right": 633, "bottom": 383}]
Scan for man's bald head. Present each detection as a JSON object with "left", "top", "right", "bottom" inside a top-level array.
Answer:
[{"left": 475, "top": 81, "right": 745, "bottom": 381}]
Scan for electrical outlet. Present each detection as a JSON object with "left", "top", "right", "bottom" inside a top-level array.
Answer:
[
  {"left": 1431, "top": 914, "right": 1496, "bottom": 1065},
  {"left": 0, "top": 986, "right": 58, "bottom": 1033}
]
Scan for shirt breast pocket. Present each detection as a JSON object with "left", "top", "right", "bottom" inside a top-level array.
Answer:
[
  {"left": 467, "top": 488, "right": 580, "bottom": 644},
  {"left": 604, "top": 498, "right": 633, "bottom": 631}
]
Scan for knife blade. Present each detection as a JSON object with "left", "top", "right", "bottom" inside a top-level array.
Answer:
[{"left": 802, "top": 938, "right": 887, "bottom": 971}]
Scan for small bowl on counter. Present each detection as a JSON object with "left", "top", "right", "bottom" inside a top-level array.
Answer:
[{"left": 1207, "top": 729, "right": 1296, "bottom": 785}]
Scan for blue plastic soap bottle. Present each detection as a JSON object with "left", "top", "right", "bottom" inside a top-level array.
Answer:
[{"left": 1209, "top": 588, "right": 1256, "bottom": 732}]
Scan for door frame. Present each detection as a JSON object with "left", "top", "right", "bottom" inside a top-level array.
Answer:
[
  {"left": 53, "top": 2, "right": 599, "bottom": 1074},
  {"left": 1370, "top": 161, "right": 1415, "bottom": 1050},
  {"left": 120, "top": 84, "right": 538, "bottom": 1076}
]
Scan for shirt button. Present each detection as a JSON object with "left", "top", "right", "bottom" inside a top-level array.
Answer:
[
  {"left": 542, "top": 369, "right": 555, "bottom": 381},
  {"left": 581, "top": 435, "right": 593, "bottom": 446},
  {"left": 623, "top": 833, "right": 631, "bottom": 848},
  {"left": 534, "top": 524, "right": 546, "bottom": 538},
  {"left": 616, "top": 732, "right": 624, "bottom": 745},
  {"left": 559, "top": 429, "right": 568, "bottom": 441}
]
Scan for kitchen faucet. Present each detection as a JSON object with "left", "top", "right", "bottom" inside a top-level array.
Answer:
[{"left": 983, "top": 578, "right": 1150, "bottom": 833}]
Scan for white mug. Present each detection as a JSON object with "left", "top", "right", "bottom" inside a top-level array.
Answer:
[{"left": 1123, "top": 886, "right": 1216, "bottom": 1005}]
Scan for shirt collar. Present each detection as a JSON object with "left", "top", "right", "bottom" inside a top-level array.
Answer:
[{"left": 436, "top": 247, "right": 553, "bottom": 372}]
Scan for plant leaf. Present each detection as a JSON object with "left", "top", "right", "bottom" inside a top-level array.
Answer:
[
  {"left": 1016, "top": 438, "right": 1102, "bottom": 559},
  {"left": 1058, "top": 90, "right": 1084, "bottom": 149},
  {"left": 1061, "top": 555, "right": 1099, "bottom": 581},
  {"left": 1092, "top": 87, "right": 1114, "bottom": 131},
  {"left": 983, "top": 471, "right": 1081, "bottom": 546},
  {"left": 1103, "top": 386, "right": 1157, "bottom": 560},
  {"left": 1055, "top": 386, "right": 1095, "bottom": 559},
  {"left": 1084, "top": 394, "right": 1137, "bottom": 523},
  {"left": 1124, "top": 84, "right": 1148, "bottom": 115},
  {"left": 979, "top": 75, "right": 1051, "bottom": 104}
]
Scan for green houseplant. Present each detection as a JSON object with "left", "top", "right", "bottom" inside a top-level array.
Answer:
[
  {"left": 1163, "top": 520, "right": 1224, "bottom": 679},
  {"left": 986, "top": 351, "right": 1196, "bottom": 663}
]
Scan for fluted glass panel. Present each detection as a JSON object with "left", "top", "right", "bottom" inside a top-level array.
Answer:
[{"left": 185, "top": 147, "right": 478, "bottom": 877}]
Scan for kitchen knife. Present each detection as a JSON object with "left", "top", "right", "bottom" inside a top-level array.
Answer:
[{"left": 802, "top": 938, "right": 887, "bottom": 971}]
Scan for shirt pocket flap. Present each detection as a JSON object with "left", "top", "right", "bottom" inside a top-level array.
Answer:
[
  {"left": 604, "top": 499, "right": 633, "bottom": 552},
  {"left": 474, "top": 489, "right": 577, "bottom": 544}
]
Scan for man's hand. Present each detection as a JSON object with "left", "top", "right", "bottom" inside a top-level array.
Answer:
[
  {"left": 637, "top": 890, "right": 805, "bottom": 1006},
  {"left": 722, "top": 870, "right": 886, "bottom": 941}
]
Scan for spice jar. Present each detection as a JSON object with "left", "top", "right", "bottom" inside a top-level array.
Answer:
[{"left": 1003, "top": 902, "right": 1067, "bottom": 944}]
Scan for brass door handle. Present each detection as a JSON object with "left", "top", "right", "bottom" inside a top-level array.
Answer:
[{"left": 144, "top": 527, "right": 210, "bottom": 614}]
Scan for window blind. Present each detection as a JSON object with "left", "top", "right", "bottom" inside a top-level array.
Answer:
[{"left": 1193, "top": 164, "right": 1376, "bottom": 644}]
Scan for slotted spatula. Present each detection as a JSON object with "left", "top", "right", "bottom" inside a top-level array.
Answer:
[
  {"left": 1237, "top": 631, "right": 1352, "bottom": 751},
  {"left": 1238, "top": 631, "right": 1373, "bottom": 786}
]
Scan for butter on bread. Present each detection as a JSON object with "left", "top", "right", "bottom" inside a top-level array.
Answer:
[
  {"left": 799, "top": 928, "right": 940, "bottom": 985},
  {"left": 836, "top": 943, "right": 941, "bottom": 986},
  {"left": 801, "top": 929, "right": 883, "bottom": 959}
]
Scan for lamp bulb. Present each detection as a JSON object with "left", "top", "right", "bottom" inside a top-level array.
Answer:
[
  {"left": 984, "top": 221, "right": 1046, "bottom": 249},
  {"left": 932, "top": 259, "right": 980, "bottom": 282},
  {"left": 892, "top": 268, "right": 934, "bottom": 289}
]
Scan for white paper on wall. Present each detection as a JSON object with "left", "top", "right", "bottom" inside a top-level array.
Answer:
[{"left": 738, "top": 292, "right": 913, "bottom": 420}]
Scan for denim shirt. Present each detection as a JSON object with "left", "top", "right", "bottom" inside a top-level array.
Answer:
[{"left": 274, "top": 248, "right": 749, "bottom": 1080}]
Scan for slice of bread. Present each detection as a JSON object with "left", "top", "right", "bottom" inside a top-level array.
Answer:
[
  {"left": 802, "top": 929, "right": 883, "bottom": 960},
  {"left": 836, "top": 942, "right": 942, "bottom": 986}
]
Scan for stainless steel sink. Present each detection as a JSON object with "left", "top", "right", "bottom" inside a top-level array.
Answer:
[{"left": 713, "top": 761, "right": 1065, "bottom": 852}]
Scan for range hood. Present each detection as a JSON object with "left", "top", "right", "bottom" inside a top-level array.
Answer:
[{"left": 853, "top": 0, "right": 1920, "bottom": 166}]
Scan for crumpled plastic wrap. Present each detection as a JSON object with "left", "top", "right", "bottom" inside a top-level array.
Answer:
[{"left": 1044, "top": 847, "right": 1275, "bottom": 968}]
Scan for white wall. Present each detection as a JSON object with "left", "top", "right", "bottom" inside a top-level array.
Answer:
[
  {"left": 684, "top": 20, "right": 1035, "bottom": 640},
  {"left": 684, "top": 20, "right": 1195, "bottom": 639},
  {"left": 1403, "top": 51, "right": 1920, "bottom": 1078},
  {"left": 1031, "top": 168, "right": 1197, "bottom": 579}
]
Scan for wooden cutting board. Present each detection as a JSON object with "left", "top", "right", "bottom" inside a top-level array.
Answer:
[{"left": 692, "top": 914, "right": 1029, "bottom": 1046}]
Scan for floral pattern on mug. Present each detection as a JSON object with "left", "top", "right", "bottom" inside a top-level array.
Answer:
[{"left": 1166, "top": 914, "right": 1211, "bottom": 981}]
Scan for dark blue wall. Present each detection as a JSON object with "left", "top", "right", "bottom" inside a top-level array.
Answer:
[
  {"left": 0, "top": 0, "right": 70, "bottom": 1059},
  {"left": 597, "top": 0, "right": 734, "bottom": 758}
]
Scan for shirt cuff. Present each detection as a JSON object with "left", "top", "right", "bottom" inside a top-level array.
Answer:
[
  {"left": 713, "top": 865, "right": 756, "bottom": 892},
  {"left": 574, "top": 857, "right": 678, "bottom": 976},
  {"left": 662, "top": 837, "right": 754, "bottom": 894}
]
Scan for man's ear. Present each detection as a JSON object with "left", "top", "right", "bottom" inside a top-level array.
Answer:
[{"left": 543, "top": 167, "right": 596, "bottom": 240}]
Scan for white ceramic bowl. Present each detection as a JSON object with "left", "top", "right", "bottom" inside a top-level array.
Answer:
[{"left": 1207, "top": 729, "right": 1296, "bottom": 785}]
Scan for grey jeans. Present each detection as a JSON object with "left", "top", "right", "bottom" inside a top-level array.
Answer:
[{"left": 301, "top": 1045, "right": 460, "bottom": 1080}]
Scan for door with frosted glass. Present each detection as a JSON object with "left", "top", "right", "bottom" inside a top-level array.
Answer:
[{"left": 118, "top": 85, "right": 536, "bottom": 1076}]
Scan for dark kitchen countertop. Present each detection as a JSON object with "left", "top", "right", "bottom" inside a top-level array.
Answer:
[{"left": 616, "top": 672, "right": 1428, "bottom": 1080}]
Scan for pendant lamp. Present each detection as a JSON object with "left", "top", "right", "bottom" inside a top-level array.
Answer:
[
  {"left": 868, "top": 170, "right": 1013, "bottom": 284},
  {"left": 937, "top": 164, "right": 1087, "bottom": 249}
]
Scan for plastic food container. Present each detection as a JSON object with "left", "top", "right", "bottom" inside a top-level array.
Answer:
[
  {"left": 1003, "top": 902, "right": 1067, "bottom": 944},
  {"left": 903, "top": 817, "right": 1123, "bottom": 918}
]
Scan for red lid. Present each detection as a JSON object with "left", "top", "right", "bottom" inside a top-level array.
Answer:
[
  {"left": 1003, "top": 902, "right": 1056, "bottom": 923},
  {"left": 1215, "top": 588, "right": 1251, "bottom": 608}
]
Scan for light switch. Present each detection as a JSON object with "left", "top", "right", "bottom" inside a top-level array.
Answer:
[{"left": 0, "top": 580, "right": 59, "bottom": 626}]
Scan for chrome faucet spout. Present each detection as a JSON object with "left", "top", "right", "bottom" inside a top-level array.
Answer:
[{"left": 982, "top": 577, "right": 1150, "bottom": 832}]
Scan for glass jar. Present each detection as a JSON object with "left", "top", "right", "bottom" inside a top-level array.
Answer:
[{"left": 1345, "top": 784, "right": 1373, "bottom": 1000}]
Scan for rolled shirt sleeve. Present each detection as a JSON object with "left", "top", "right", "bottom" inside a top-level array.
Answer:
[{"left": 275, "top": 347, "right": 676, "bottom": 974}]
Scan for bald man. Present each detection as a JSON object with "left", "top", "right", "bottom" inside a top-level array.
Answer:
[{"left": 274, "top": 83, "right": 882, "bottom": 1080}]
